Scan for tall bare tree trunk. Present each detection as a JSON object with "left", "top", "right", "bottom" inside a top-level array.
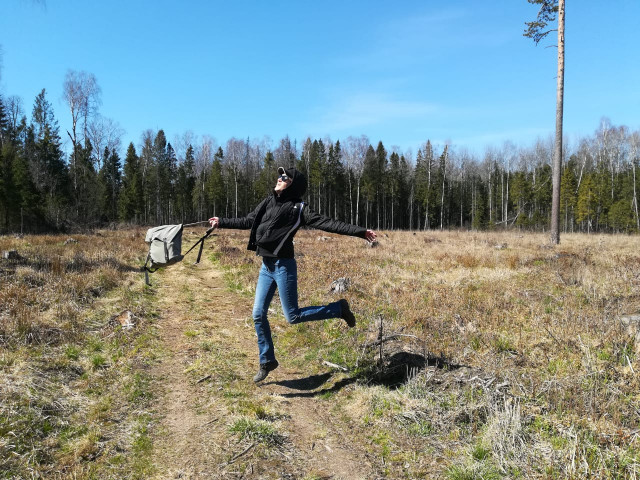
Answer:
[
  {"left": 409, "top": 184, "right": 414, "bottom": 230},
  {"left": 376, "top": 188, "right": 380, "bottom": 231},
  {"left": 501, "top": 169, "right": 505, "bottom": 224},
  {"left": 488, "top": 175, "right": 492, "bottom": 224},
  {"left": 234, "top": 170, "right": 238, "bottom": 218},
  {"left": 550, "top": 0, "right": 565, "bottom": 245},
  {"left": 348, "top": 175, "right": 353, "bottom": 224},
  {"left": 356, "top": 182, "right": 361, "bottom": 225},
  {"left": 425, "top": 159, "right": 431, "bottom": 230},
  {"left": 633, "top": 160, "right": 639, "bottom": 230},
  {"left": 440, "top": 170, "right": 445, "bottom": 230},
  {"left": 505, "top": 168, "right": 510, "bottom": 227}
]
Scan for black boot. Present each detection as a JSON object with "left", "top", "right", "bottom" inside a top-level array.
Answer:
[
  {"left": 253, "top": 360, "right": 279, "bottom": 383},
  {"left": 339, "top": 299, "right": 356, "bottom": 328}
]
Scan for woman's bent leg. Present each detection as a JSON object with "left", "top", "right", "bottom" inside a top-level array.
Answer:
[
  {"left": 274, "top": 258, "right": 341, "bottom": 325},
  {"left": 253, "top": 261, "right": 278, "bottom": 364}
]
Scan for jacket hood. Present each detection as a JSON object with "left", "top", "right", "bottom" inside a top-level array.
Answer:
[{"left": 277, "top": 167, "right": 307, "bottom": 200}]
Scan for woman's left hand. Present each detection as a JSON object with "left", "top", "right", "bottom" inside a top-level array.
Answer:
[{"left": 365, "top": 229, "right": 377, "bottom": 242}]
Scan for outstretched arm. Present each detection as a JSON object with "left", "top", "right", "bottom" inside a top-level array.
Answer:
[
  {"left": 209, "top": 197, "right": 268, "bottom": 230},
  {"left": 303, "top": 208, "right": 377, "bottom": 241}
]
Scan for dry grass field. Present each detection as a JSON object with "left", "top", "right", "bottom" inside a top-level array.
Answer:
[
  {"left": 211, "top": 229, "right": 640, "bottom": 479},
  {"left": 1, "top": 228, "right": 639, "bottom": 479},
  {"left": 0, "top": 230, "right": 159, "bottom": 479}
]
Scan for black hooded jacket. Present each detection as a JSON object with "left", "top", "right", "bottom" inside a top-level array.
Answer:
[{"left": 218, "top": 167, "right": 367, "bottom": 258}]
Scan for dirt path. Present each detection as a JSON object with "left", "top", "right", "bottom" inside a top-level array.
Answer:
[{"left": 150, "top": 250, "right": 377, "bottom": 479}]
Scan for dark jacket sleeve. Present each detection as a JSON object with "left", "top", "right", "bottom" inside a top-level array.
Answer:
[
  {"left": 219, "top": 198, "right": 268, "bottom": 230},
  {"left": 302, "top": 207, "right": 368, "bottom": 238}
]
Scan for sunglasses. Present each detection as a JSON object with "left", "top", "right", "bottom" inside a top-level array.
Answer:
[{"left": 278, "top": 174, "right": 290, "bottom": 182}]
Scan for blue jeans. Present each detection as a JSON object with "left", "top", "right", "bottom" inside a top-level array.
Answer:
[{"left": 252, "top": 257, "right": 342, "bottom": 364}]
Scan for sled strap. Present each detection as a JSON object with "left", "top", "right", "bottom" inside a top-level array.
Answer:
[
  {"left": 196, "top": 238, "right": 205, "bottom": 264},
  {"left": 184, "top": 227, "right": 215, "bottom": 264},
  {"left": 273, "top": 202, "right": 305, "bottom": 257},
  {"left": 143, "top": 253, "right": 152, "bottom": 286}
]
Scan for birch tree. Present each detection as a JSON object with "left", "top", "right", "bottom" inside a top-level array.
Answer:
[
  {"left": 193, "top": 136, "right": 215, "bottom": 221},
  {"left": 344, "top": 135, "right": 368, "bottom": 225},
  {"left": 62, "top": 71, "right": 101, "bottom": 197},
  {"left": 87, "top": 115, "right": 123, "bottom": 170},
  {"left": 225, "top": 137, "right": 245, "bottom": 218}
]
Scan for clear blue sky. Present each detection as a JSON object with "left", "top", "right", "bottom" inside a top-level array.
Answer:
[{"left": 1, "top": 0, "right": 638, "bottom": 158}]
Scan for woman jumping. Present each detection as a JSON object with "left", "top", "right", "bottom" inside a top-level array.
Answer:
[{"left": 209, "top": 166, "right": 377, "bottom": 382}]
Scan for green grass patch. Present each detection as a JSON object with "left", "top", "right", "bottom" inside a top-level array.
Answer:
[
  {"left": 445, "top": 462, "right": 502, "bottom": 480},
  {"left": 493, "top": 335, "right": 517, "bottom": 355},
  {"left": 91, "top": 353, "right": 108, "bottom": 370},
  {"left": 229, "top": 417, "right": 285, "bottom": 446},
  {"left": 65, "top": 345, "right": 81, "bottom": 360},
  {"left": 471, "top": 443, "right": 491, "bottom": 461},
  {"left": 125, "top": 372, "right": 153, "bottom": 405},
  {"left": 408, "top": 418, "right": 434, "bottom": 437}
]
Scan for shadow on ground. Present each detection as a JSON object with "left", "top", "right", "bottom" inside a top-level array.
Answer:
[
  {"left": 264, "top": 351, "right": 465, "bottom": 397},
  {"left": 366, "top": 351, "right": 464, "bottom": 388},
  {"left": 267, "top": 374, "right": 358, "bottom": 399}
]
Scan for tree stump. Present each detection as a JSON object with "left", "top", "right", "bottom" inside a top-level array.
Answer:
[
  {"left": 330, "top": 277, "right": 351, "bottom": 293},
  {"left": 2, "top": 250, "right": 20, "bottom": 260},
  {"left": 620, "top": 314, "right": 640, "bottom": 356}
]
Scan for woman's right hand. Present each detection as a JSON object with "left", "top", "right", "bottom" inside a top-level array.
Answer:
[{"left": 208, "top": 217, "right": 220, "bottom": 229}]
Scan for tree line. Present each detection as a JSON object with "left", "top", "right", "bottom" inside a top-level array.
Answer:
[{"left": 0, "top": 83, "right": 639, "bottom": 234}]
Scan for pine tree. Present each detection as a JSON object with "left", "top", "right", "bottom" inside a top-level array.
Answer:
[
  {"left": 362, "top": 145, "right": 377, "bottom": 228},
  {"left": 398, "top": 155, "right": 412, "bottom": 230},
  {"left": 26, "top": 90, "right": 69, "bottom": 228},
  {"left": 99, "top": 147, "right": 121, "bottom": 222},
  {"left": 205, "top": 147, "right": 225, "bottom": 218},
  {"left": 375, "top": 142, "right": 387, "bottom": 229},
  {"left": 576, "top": 174, "right": 597, "bottom": 233},
  {"left": 0, "top": 95, "right": 8, "bottom": 146},
  {"left": 119, "top": 142, "right": 142, "bottom": 223},
  {"left": 510, "top": 171, "right": 532, "bottom": 228},
  {"left": 592, "top": 160, "right": 612, "bottom": 231},
  {"left": 560, "top": 157, "right": 578, "bottom": 232},
  {"left": 388, "top": 152, "right": 401, "bottom": 229},
  {"left": 153, "top": 130, "right": 168, "bottom": 223},
  {"left": 11, "top": 144, "right": 42, "bottom": 233},
  {"left": 308, "top": 139, "right": 326, "bottom": 213},
  {"left": 174, "top": 144, "right": 196, "bottom": 222},
  {"left": 0, "top": 145, "right": 14, "bottom": 232},
  {"left": 70, "top": 139, "right": 100, "bottom": 225},
  {"left": 326, "top": 141, "right": 345, "bottom": 220},
  {"left": 166, "top": 142, "right": 177, "bottom": 221},
  {"left": 255, "top": 150, "right": 276, "bottom": 201},
  {"left": 436, "top": 146, "right": 448, "bottom": 230},
  {"left": 32, "top": 89, "right": 59, "bottom": 141},
  {"left": 0, "top": 96, "right": 12, "bottom": 231},
  {"left": 472, "top": 174, "right": 488, "bottom": 230},
  {"left": 415, "top": 141, "right": 435, "bottom": 230},
  {"left": 38, "top": 124, "right": 69, "bottom": 228},
  {"left": 29, "top": 90, "right": 57, "bottom": 193},
  {"left": 532, "top": 163, "right": 552, "bottom": 230},
  {"left": 608, "top": 199, "right": 634, "bottom": 233},
  {"left": 139, "top": 132, "right": 155, "bottom": 224}
]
